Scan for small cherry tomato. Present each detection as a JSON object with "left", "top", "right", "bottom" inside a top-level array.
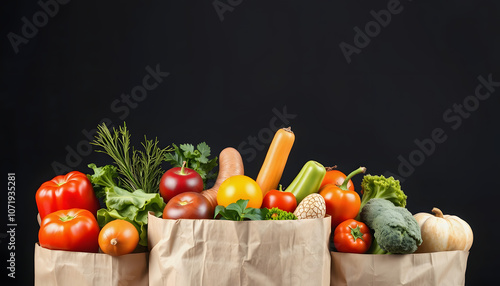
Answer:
[
  {"left": 163, "top": 192, "right": 213, "bottom": 219},
  {"left": 39, "top": 208, "right": 100, "bottom": 253},
  {"left": 98, "top": 219, "right": 139, "bottom": 256},
  {"left": 320, "top": 168, "right": 354, "bottom": 191},
  {"left": 216, "top": 175, "right": 263, "bottom": 208},
  {"left": 333, "top": 219, "right": 372, "bottom": 254},
  {"left": 262, "top": 185, "right": 297, "bottom": 213}
]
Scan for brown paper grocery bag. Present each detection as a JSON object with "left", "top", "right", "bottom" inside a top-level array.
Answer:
[
  {"left": 34, "top": 243, "right": 148, "bottom": 286},
  {"left": 330, "top": 250, "right": 469, "bottom": 286},
  {"left": 148, "top": 213, "right": 331, "bottom": 286}
]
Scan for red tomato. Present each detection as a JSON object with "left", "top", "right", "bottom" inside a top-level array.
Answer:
[
  {"left": 163, "top": 192, "right": 213, "bottom": 219},
  {"left": 320, "top": 169, "right": 354, "bottom": 191},
  {"left": 333, "top": 219, "right": 372, "bottom": 253},
  {"left": 262, "top": 186, "right": 297, "bottom": 213},
  {"left": 36, "top": 171, "right": 100, "bottom": 220},
  {"left": 39, "top": 208, "right": 100, "bottom": 253},
  {"left": 159, "top": 162, "right": 204, "bottom": 203},
  {"left": 320, "top": 184, "right": 360, "bottom": 228}
]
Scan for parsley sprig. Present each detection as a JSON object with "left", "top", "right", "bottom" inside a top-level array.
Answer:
[
  {"left": 214, "top": 200, "right": 268, "bottom": 221},
  {"left": 164, "top": 143, "right": 218, "bottom": 188}
]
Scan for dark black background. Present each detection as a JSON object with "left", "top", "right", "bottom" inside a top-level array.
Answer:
[{"left": 1, "top": 0, "right": 499, "bottom": 285}]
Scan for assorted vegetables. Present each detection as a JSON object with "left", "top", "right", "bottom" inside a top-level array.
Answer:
[
  {"left": 35, "top": 122, "right": 473, "bottom": 260},
  {"left": 87, "top": 157, "right": 165, "bottom": 247}
]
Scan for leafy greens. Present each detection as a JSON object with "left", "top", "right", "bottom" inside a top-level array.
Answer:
[
  {"left": 87, "top": 163, "right": 165, "bottom": 247},
  {"left": 214, "top": 200, "right": 268, "bottom": 221}
]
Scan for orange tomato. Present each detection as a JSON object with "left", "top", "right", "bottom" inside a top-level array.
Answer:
[
  {"left": 98, "top": 219, "right": 139, "bottom": 256},
  {"left": 320, "top": 169, "right": 354, "bottom": 191}
]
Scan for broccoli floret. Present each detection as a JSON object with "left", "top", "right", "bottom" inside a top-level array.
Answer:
[
  {"left": 360, "top": 198, "right": 422, "bottom": 254},
  {"left": 265, "top": 208, "right": 297, "bottom": 220},
  {"left": 359, "top": 175, "right": 408, "bottom": 212}
]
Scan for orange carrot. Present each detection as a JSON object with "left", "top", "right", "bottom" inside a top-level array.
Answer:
[
  {"left": 256, "top": 127, "right": 295, "bottom": 196},
  {"left": 201, "top": 147, "right": 244, "bottom": 211}
]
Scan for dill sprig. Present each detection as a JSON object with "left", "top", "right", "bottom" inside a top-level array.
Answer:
[{"left": 91, "top": 123, "right": 172, "bottom": 193}]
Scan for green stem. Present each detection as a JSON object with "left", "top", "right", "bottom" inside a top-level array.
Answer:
[
  {"left": 179, "top": 161, "right": 187, "bottom": 175},
  {"left": 59, "top": 214, "right": 75, "bottom": 222},
  {"left": 340, "top": 167, "right": 366, "bottom": 190},
  {"left": 349, "top": 225, "right": 364, "bottom": 242}
]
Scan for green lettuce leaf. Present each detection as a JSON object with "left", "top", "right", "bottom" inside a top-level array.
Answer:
[{"left": 97, "top": 186, "right": 165, "bottom": 246}]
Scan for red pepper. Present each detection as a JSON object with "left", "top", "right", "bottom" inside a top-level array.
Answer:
[
  {"left": 333, "top": 219, "right": 372, "bottom": 254},
  {"left": 36, "top": 171, "right": 100, "bottom": 219}
]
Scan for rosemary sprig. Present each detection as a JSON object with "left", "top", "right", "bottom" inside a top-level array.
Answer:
[{"left": 91, "top": 123, "right": 172, "bottom": 193}]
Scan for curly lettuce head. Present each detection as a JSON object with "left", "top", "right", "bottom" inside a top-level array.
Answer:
[{"left": 360, "top": 175, "right": 407, "bottom": 210}]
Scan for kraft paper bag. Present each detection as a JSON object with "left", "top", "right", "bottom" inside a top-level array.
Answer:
[
  {"left": 330, "top": 250, "right": 469, "bottom": 286},
  {"left": 147, "top": 212, "right": 331, "bottom": 286},
  {"left": 34, "top": 243, "right": 149, "bottom": 286}
]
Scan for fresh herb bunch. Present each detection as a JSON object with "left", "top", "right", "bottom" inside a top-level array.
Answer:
[
  {"left": 214, "top": 200, "right": 268, "bottom": 221},
  {"left": 164, "top": 142, "right": 218, "bottom": 188},
  {"left": 91, "top": 123, "right": 173, "bottom": 193}
]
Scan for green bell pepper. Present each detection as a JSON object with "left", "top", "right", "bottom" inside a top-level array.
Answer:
[{"left": 285, "top": 160, "right": 326, "bottom": 204}]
